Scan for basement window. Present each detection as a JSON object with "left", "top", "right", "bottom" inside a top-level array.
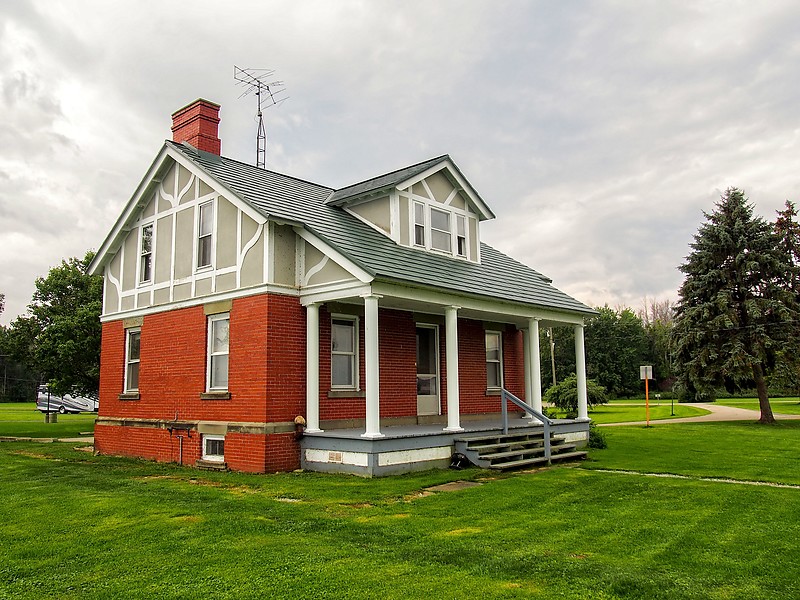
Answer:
[{"left": 202, "top": 434, "right": 225, "bottom": 462}]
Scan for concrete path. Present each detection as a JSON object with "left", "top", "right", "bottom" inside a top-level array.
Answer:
[{"left": 600, "top": 402, "right": 800, "bottom": 427}]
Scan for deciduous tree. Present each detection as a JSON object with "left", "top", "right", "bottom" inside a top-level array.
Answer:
[{"left": 10, "top": 252, "right": 102, "bottom": 398}]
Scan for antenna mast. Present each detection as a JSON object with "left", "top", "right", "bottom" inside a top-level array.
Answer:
[{"left": 233, "top": 66, "right": 287, "bottom": 168}]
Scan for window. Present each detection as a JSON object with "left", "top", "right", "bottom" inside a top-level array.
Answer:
[
  {"left": 413, "top": 202, "right": 425, "bottom": 246},
  {"left": 456, "top": 215, "right": 467, "bottom": 257},
  {"left": 485, "top": 331, "right": 503, "bottom": 390},
  {"left": 197, "top": 202, "right": 213, "bottom": 268},
  {"left": 139, "top": 224, "right": 153, "bottom": 283},
  {"left": 430, "top": 207, "right": 451, "bottom": 252},
  {"left": 203, "top": 435, "right": 225, "bottom": 462},
  {"left": 331, "top": 316, "right": 358, "bottom": 389},
  {"left": 207, "top": 314, "right": 229, "bottom": 390},
  {"left": 125, "top": 328, "right": 141, "bottom": 392}
]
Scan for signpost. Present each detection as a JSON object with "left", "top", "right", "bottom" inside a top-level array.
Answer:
[{"left": 640, "top": 365, "right": 653, "bottom": 426}]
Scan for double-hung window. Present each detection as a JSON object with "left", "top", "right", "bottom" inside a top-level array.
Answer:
[
  {"left": 125, "top": 328, "right": 141, "bottom": 392},
  {"left": 197, "top": 201, "right": 213, "bottom": 269},
  {"left": 413, "top": 202, "right": 426, "bottom": 246},
  {"left": 207, "top": 314, "right": 229, "bottom": 391},
  {"left": 331, "top": 316, "right": 358, "bottom": 389},
  {"left": 430, "top": 207, "right": 452, "bottom": 252},
  {"left": 139, "top": 224, "right": 153, "bottom": 283},
  {"left": 485, "top": 331, "right": 503, "bottom": 390},
  {"left": 456, "top": 215, "right": 467, "bottom": 257}
]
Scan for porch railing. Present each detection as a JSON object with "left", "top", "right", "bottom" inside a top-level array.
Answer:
[{"left": 501, "top": 388, "right": 552, "bottom": 463}]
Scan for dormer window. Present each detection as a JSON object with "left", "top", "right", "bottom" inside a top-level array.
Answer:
[
  {"left": 456, "top": 215, "right": 467, "bottom": 257},
  {"left": 430, "top": 208, "right": 451, "bottom": 252},
  {"left": 413, "top": 202, "right": 425, "bottom": 246},
  {"left": 409, "top": 200, "right": 475, "bottom": 260}
]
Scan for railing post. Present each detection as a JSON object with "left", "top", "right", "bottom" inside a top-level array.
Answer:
[{"left": 501, "top": 390, "right": 508, "bottom": 434}]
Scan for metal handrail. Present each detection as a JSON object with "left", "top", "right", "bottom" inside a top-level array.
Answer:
[{"left": 501, "top": 388, "right": 552, "bottom": 462}]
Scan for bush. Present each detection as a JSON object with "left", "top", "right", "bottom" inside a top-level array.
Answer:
[
  {"left": 587, "top": 423, "right": 607, "bottom": 449},
  {"left": 544, "top": 375, "right": 609, "bottom": 414}
]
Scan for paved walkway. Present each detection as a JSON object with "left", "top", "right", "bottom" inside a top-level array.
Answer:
[{"left": 600, "top": 402, "right": 800, "bottom": 427}]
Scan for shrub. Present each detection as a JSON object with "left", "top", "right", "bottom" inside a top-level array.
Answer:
[
  {"left": 587, "top": 423, "right": 607, "bottom": 449},
  {"left": 544, "top": 375, "right": 609, "bottom": 414}
]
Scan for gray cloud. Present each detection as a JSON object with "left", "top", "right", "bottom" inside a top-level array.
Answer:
[{"left": 2, "top": 0, "right": 800, "bottom": 324}]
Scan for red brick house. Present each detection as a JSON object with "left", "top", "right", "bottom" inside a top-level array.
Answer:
[{"left": 88, "top": 99, "right": 595, "bottom": 476}]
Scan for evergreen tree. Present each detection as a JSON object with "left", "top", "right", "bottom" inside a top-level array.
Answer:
[
  {"left": 772, "top": 200, "right": 800, "bottom": 395},
  {"left": 672, "top": 188, "right": 799, "bottom": 422}
]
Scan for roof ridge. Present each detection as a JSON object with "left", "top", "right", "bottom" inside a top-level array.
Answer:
[
  {"left": 166, "top": 140, "right": 335, "bottom": 192},
  {"left": 334, "top": 154, "right": 450, "bottom": 192}
]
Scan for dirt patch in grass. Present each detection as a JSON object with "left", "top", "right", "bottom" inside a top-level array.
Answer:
[
  {"left": 424, "top": 480, "right": 483, "bottom": 492},
  {"left": 11, "top": 450, "right": 62, "bottom": 461}
]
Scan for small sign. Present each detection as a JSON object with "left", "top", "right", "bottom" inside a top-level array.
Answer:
[{"left": 640, "top": 365, "right": 653, "bottom": 380}]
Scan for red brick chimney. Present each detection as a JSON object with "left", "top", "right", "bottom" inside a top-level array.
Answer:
[{"left": 171, "top": 99, "right": 221, "bottom": 155}]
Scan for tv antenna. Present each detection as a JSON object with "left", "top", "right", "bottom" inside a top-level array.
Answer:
[{"left": 233, "top": 66, "right": 287, "bottom": 168}]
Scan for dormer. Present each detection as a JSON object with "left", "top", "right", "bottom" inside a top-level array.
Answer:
[{"left": 326, "top": 155, "right": 495, "bottom": 263}]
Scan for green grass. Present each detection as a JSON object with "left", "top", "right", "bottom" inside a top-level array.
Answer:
[
  {"left": 714, "top": 398, "right": 800, "bottom": 415},
  {"left": 1, "top": 421, "right": 800, "bottom": 599},
  {"left": 544, "top": 401, "right": 710, "bottom": 424},
  {"left": 585, "top": 421, "right": 800, "bottom": 484},
  {"left": 0, "top": 403, "right": 96, "bottom": 438},
  {"left": 587, "top": 402, "right": 708, "bottom": 424}
]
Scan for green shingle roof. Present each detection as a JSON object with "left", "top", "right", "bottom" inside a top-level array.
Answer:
[{"left": 169, "top": 142, "right": 594, "bottom": 316}]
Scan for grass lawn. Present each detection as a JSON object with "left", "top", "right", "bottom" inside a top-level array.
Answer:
[
  {"left": 1, "top": 422, "right": 799, "bottom": 598},
  {"left": 544, "top": 401, "right": 709, "bottom": 424},
  {"left": 0, "top": 403, "right": 96, "bottom": 438},
  {"left": 587, "top": 402, "right": 708, "bottom": 424},
  {"left": 714, "top": 398, "right": 800, "bottom": 415}
]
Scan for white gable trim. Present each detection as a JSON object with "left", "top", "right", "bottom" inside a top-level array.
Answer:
[
  {"left": 396, "top": 159, "right": 495, "bottom": 221},
  {"left": 293, "top": 227, "right": 373, "bottom": 284},
  {"left": 89, "top": 143, "right": 266, "bottom": 276}
]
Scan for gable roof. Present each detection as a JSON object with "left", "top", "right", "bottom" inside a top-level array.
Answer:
[
  {"left": 326, "top": 154, "right": 496, "bottom": 221},
  {"left": 167, "top": 142, "right": 594, "bottom": 316}
]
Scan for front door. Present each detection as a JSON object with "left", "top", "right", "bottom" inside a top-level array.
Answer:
[{"left": 416, "top": 325, "right": 440, "bottom": 416}]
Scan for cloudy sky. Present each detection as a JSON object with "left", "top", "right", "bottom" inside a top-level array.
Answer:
[{"left": 2, "top": 0, "right": 800, "bottom": 325}]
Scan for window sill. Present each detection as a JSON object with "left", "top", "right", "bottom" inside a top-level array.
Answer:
[
  {"left": 328, "top": 389, "right": 365, "bottom": 399},
  {"left": 485, "top": 389, "right": 502, "bottom": 396},
  {"left": 118, "top": 392, "right": 140, "bottom": 401},
  {"left": 200, "top": 391, "right": 231, "bottom": 400}
]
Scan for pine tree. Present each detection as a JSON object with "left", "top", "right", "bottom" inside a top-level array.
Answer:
[{"left": 672, "top": 188, "right": 799, "bottom": 423}]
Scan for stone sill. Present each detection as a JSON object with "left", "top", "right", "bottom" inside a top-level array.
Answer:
[
  {"left": 200, "top": 391, "right": 231, "bottom": 400},
  {"left": 118, "top": 392, "right": 140, "bottom": 401}
]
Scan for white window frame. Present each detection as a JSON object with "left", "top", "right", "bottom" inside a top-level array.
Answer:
[
  {"left": 206, "top": 313, "right": 230, "bottom": 391},
  {"left": 197, "top": 201, "right": 214, "bottom": 270},
  {"left": 139, "top": 223, "right": 154, "bottom": 284},
  {"left": 456, "top": 214, "right": 467, "bottom": 257},
  {"left": 407, "top": 198, "right": 473, "bottom": 260},
  {"left": 202, "top": 434, "right": 225, "bottom": 462},
  {"left": 485, "top": 330, "right": 503, "bottom": 390},
  {"left": 331, "top": 315, "right": 359, "bottom": 390},
  {"left": 124, "top": 328, "right": 141, "bottom": 393},
  {"left": 429, "top": 207, "right": 452, "bottom": 253},
  {"left": 413, "top": 201, "right": 426, "bottom": 247}
]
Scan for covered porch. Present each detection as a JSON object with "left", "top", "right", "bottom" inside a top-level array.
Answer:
[{"left": 298, "top": 280, "right": 591, "bottom": 475}]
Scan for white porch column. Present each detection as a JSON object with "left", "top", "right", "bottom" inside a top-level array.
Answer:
[
  {"left": 574, "top": 322, "right": 589, "bottom": 421},
  {"left": 527, "top": 318, "right": 543, "bottom": 414},
  {"left": 305, "top": 302, "right": 322, "bottom": 433},
  {"left": 443, "top": 305, "right": 464, "bottom": 432},
  {"left": 361, "top": 294, "right": 384, "bottom": 438}
]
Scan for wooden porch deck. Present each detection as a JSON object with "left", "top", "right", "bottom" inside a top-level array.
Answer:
[{"left": 300, "top": 415, "right": 590, "bottom": 477}]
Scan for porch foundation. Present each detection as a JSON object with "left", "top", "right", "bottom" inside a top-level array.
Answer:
[{"left": 300, "top": 415, "right": 589, "bottom": 477}]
